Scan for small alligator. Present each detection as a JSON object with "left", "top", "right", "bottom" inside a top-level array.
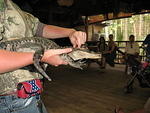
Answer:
[{"left": 0, "top": 37, "right": 101, "bottom": 81}]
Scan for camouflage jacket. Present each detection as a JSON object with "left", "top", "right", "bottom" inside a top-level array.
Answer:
[{"left": 0, "top": 0, "right": 44, "bottom": 95}]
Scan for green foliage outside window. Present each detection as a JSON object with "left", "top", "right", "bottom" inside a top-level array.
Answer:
[{"left": 101, "top": 14, "right": 150, "bottom": 41}]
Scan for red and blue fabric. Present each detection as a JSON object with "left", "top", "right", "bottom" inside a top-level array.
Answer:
[{"left": 17, "top": 79, "right": 43, "bottom": 99}]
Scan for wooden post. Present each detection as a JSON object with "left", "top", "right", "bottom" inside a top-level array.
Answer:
[
  {"left": 85, "top": 16, "right": 89, "bottom": 41},
  {"left": 92, "top": 24, "right": 94, "bottom": 40}
]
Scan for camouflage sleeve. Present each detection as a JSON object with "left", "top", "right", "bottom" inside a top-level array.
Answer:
[
  {"left": 35, "top": 22, "right": 46, "bottom": 37},
  {"left": 22, "top": 11, "right": 46, "bottom": 36},
  {"left": 0, "top": 24, "right": 3, "bottom": 41},
  {"left": 0, "top": 11, "right": 4, "bottom": 41}
]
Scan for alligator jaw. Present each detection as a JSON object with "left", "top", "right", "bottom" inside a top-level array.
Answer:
[{"left": 68, "top": 49, "right": 101, "bottom": 61}]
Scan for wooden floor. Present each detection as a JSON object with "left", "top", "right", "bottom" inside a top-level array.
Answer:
[{"left": 42, "top": 63, "right": 150, "bottom": 113}]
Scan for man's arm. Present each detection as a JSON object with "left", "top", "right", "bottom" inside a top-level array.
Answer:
[
  {"left": 0, "top": 48, "right": 72, "bottom": 74},
  {"left": 42, "top": 25, "right": 86, "bottom": 48},
  {"left": 23, "top": 9, "right": 86, "bottom": 48},
  {"left": 0, "top": 50, "right": 34, "bottom": 73},
  {"left": 42, "top": 25, "right": 75, "bottom": 39}
]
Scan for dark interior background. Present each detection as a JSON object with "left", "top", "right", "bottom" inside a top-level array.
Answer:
[
  {"left": 12, "top": 0, "right": 150, "bottom": 27},
  {"left": 12, "top": 0, "right": 150, "bottom": 45}
]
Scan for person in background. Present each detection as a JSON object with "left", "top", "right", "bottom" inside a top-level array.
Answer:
[
  {"left": 97, "top": 35, "right": 109, "bottom": 68},
  {"left": 105, "top": 34, "right": 117, "bottom": 67},
  {"left": 125, "top": 35, "right": 140, "bottom": 67},
  {"left": 0, "top": 0, "right": 86, "bottom": 113}
]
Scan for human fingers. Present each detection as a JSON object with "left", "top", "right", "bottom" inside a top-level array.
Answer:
[
  {"left": 79, "top": 31, "right": 87, "bottom": 44},
  {"left": 46, "top": 48, "right": 72, "bottom": 56},
  {"left": 42, "top": 48, "right": 72, "bottom": 62},
  {"left": 71, "top": 32, "right": 82, "bottom": 48},
  {"left": 70, "top": 31, "right": 86, "bottom": 48},
  {"left": 51, "top": 55, "right": 69, "bottom": 66},
  {"left": 46, "top": 55, "right": 68, "bottom": 66},
  {"left": 69, "top": 35, "right": 78, "bottom": 48},
  {"left": 74, "top": 31, "right": 86, "bottom": 48},
  {"left": 52, "top": 48, "right": 72, "bottom": 55}
]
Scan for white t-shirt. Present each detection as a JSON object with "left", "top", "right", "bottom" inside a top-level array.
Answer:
[{"left": 125, "top": 42, "right": 139, "bottom": 55}]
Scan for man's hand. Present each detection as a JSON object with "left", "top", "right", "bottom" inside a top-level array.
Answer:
[
  {"left": 69, "top": 30, "right": 86, "bottom": 48},
  {"left": 41, "top": 48, "right": 72, "bottom": 66}
]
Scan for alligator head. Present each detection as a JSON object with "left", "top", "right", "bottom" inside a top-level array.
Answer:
[{"left": 60, "top": 48, "right": 101, "bottom": 69}]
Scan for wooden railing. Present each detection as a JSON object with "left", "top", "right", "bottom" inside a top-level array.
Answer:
[{"left": 87, "top": 41, "right": 146, "bottom": 64}]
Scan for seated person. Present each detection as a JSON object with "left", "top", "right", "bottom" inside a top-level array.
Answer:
[
  {"left": 97, "top": 35, "right": 109, "bottom": 68},
  {"left": 105, "top": 34, "right": 117, "bottom": 67},
  {"left": 125, "top": 35, "right": 140, "bottom": 67},
  {"left": 115, "top": 97, "right": 150, "bottom": 113}
]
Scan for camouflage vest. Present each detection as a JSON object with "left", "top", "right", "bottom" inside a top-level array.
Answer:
[{"left": 0, "top": 0, "right": 43, "bottom": 95}]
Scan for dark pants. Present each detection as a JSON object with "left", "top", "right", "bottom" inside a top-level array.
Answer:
[
  {"left": 126, "top": 54, "right": 140, "bottom": 67},
  {"left": 104, "top": 53, "right": 116, "bottom": 67}
]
